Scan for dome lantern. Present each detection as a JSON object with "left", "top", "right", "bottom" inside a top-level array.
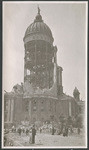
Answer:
[
  {"left": 23, "top": 7, "right": 54, "bottom": 44},
  {"left": 34, "top": 6, "right": 43, "bottom": 22}
]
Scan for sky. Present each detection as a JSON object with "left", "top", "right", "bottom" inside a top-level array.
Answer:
[{"left": 3, "top": 1, "right": 87, "bottom": 101}]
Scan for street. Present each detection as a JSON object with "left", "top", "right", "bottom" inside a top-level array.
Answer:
[{"left": 5, "top": 131, "right": 86, "bottom": 148}]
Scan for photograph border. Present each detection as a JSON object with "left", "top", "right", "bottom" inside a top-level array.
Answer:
[{"left": 1, "top": 0, "right": 88, "bottom": 149}]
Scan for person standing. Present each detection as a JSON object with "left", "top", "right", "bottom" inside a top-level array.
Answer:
[
  {"left": 78, "top": 127, "right": 80, "bottom": 134},
  {"left": 32, "top": 125, "right": 36, "bottom": 144},
  {"left": 29, "top": 129, "right": 32, "bottom": 144},
  {"left": 26, "top": 128, "right": 29, "bottom": 136},
  {"left": 12, "top": 126, "right": 15, "bottom": 132},
  {"left": 18, "top": 127, "right": 21, "bottom": 136},
  {"left": 65, "top": 125, "right": 68, "bottom": 136},
  {"left": 52, "top": 127, "right": 55, "bottom": 135},
  {"left": 40, "top": 128, "right": 42, "bottom": 133},
  {"left": 4, "top": 135, "right": 7, "bottom": 146},
  {"left": 63, "top": 126, "right": 66, "bottom": 136}
]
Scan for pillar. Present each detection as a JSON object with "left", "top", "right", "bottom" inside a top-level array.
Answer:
[
  {"left": 35, "top": 42, "right": 37, "bottom": 87},
  {"left": 69, "top": 101, "right": 72, "bottom": 116},
  {"left": 57, "top": 66, "right": 63, "bottom": 95},
  {"left": 10, "top": 99, "right": 14, "bottom": 123},
  {"left": 53, "top": 46, "right": 57, "bottom": 83},
  {"left": 7, "top": 99, "right": 10, "bottom": 122}
]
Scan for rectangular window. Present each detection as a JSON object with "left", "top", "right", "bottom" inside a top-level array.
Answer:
[
  {"left": 33, "top": 106, "right": 36, "bottom": 111},
  {"left": 41, "top": 106, "right": 44, "bottom": 111}
]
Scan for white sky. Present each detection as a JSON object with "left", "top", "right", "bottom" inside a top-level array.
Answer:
[{"left": 3, "top": 1, "right": 87, "bottom": 100}]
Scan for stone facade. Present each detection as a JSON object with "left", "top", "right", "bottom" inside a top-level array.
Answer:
[{"left": 4, "top": 8, "right": 81, "bottom": 127}]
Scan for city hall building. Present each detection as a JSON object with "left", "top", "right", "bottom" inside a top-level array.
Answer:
[{"left": 4, "top": 8, "right": 82, "bottom": 128}]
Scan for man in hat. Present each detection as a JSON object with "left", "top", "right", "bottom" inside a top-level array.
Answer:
[{"left": 32, "top": 125, "right": 36, "bottom": 144}]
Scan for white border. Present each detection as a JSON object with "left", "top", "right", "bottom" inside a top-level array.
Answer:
[{"left": 2, "top": 1, "right": 88, "bottom": 149}]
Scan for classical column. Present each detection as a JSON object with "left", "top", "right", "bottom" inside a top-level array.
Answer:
[
  {"left": 46, "top": 42, "right": 48, "bottom": 88},
  {"left": 53, "top": 48, "right": 57, "bottom": 83},
  {"left": 59, "top": 67, "right": 62, "bottom": 86},
  {"left": 10, "top": 99, "right": 14, "bottom": 123},
  {"left": 29, "top": 100, "right": 32, "bottom": 121},
  {"left": 24, "top": 68, "right": 27, "bottom": 77},
  {"left": 35, "top": 42, "right": 37, "bottom": 87},
  {"left": 24, "top": 49, "right": 27, "bottom": 79},
  {"left": 7, "top": 99, "right": 10, "bottom": 122},
  {"left": 69, "top": 102, "right": 72, "bottom": 116}
]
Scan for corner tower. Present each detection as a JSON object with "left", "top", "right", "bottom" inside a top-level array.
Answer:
[{"left": 23, "top": 7, "right": 63, "bottom": 123}]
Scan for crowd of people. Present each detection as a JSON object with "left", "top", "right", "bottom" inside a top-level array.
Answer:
[
  {"left": 39, "top": 123, "right": 80, "bottom": 137},
  {"left": 4, "top": 115, "right": 82, "bottom": 146},
  {"left": 11, "top": 124, "right": 36, "bottom": 144},
  {"left": 4, "top": 124, "right": 36, "bottom": 146}
]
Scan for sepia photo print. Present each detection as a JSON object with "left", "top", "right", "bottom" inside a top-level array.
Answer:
[{"left": 2, "top": 1, "right": 88, "bottom": 148}]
